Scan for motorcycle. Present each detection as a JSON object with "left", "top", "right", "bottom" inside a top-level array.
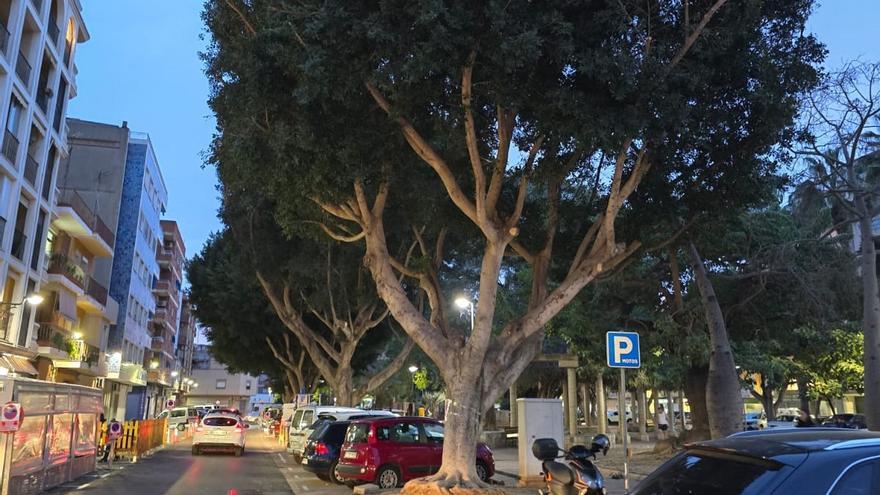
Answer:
[{"left": 532, "top": 435, "right": 611, "bottom": 495}]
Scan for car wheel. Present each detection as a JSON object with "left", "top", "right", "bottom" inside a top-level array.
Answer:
[
  {"left": 235, "top": 447, "right": 243, "bottom": 457},
  {"left": 192, "top": 446, "right": 199, "bottom": 456},
  {"left": 292, "top": 454, "right": 302, "bottom": 463},
  {"left": 476, "top": 461, "right": 489, "bottom": 482},
  {"left": 376, "top": 465, "right": 401, "bottom": 489},
  {"left": 330, "top": 461, "right": 345, "bottom": 484},
  {"left": 177, "top": 423, "right": 187, "bottom": 432}
]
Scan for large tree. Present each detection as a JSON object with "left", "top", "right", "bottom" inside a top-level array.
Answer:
[
  {"left": 797, "top": 62, "right": 880, "bottom": 428},
  {"left": 203, "top": 0, "right": 823, "bottom": 488}
]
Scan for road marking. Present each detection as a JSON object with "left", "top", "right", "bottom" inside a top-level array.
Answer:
[
  {"left": 77, "top": 482, "right": 93, "bottom": 489},
  {"left": 301, "top": 485, "right": 310, "bottom": 491},
  {"left": 277, "top": 453, "right": 285, "bottom": 463}
]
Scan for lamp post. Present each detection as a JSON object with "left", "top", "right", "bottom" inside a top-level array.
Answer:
[
  {"left": 454, "top": 297, "right": 474, "bottom": 331},
  {"left": 408, "top": 365, "right": 419, "bottom": 412},
  {"left": 0, "top": 293, "right": 43, "bottom": 342}
]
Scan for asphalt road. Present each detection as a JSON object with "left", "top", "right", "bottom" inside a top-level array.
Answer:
[{"left": 49, "top": 430, "right": 353, "bottom": 495}]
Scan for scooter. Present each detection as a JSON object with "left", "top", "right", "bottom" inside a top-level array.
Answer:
[{"left": 532, "top": 435, "right": 611, "bottom": 495}]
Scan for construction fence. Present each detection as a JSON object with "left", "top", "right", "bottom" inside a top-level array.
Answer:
[{"left": 100, "top": 418, "right": 194, "bottom": 461}]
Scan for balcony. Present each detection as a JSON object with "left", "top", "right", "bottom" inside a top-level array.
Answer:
[
  {"left": 36, "top": 308, "right": 75, "bottom": 332},
  {"left": 36, "top": 325, "right": 73, "bottom": 360},
  {"left": 10, "top": 228, "right": 26, "bottom": 261},
  {"left": 2, "top": 129, "right": 18, "bottom": 164},
  {"left": 76, "top": 276, "right": 108, "bottom": 314},
  {"left": 54, "top": 191, "right": 114, "bottom": 257},
  {"left": 106, "top": 361, "right": 147, "bottom": 386},
  {"left": 15, "top": 51, "right": 31, "bottom": 86},
  {"left": 24, "top": 153, "right": 38, "bottom": 186},
  {"left": 47, "top": 253, "right": 86, "bottom": 291},
  {"left": 47, "top": 22, "right": 59, "bottom": 47},
  {"left": 153, "top": 280, "right": 175, "bottom": 297},
  {"left": 156, "top": 248, "right": 182, "bottom": 271},
  {"left": 147, "top": 368, "right": 172, "bottom": 387}
]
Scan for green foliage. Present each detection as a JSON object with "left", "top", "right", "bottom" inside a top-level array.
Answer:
[
  {"left": 794, "top": 326, "right": 865, "bottom": 401},
  {"left": 412, "top": 368, "right": 429, "bottom": 392}
]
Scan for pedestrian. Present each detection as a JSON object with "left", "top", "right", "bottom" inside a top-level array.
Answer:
[
  {"left": 795, "top": 409, "right": 816, "bottom": 427},
  {"left": 656, "top": 405, "right": 669, "bottom": 439},
  {"left": 99, "top": 414, "right": 110, "bottom": 462}
]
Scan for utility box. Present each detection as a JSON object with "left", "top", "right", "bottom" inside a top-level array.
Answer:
[{"left": 517, "top": 398, "right": 564, "bottom": 485}]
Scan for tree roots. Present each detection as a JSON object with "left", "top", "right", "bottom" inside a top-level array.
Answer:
[{"left": 401, "top": 470, "right": 505, "bottom": 495}]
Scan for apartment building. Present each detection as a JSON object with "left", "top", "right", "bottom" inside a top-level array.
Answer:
[
  {"left": 177, "top": 294, "right": 195, "bottom": 378},
  {"left": 0, "top": 0, "right": 87, "bottom": 376},
  {"left": 186, "top": 344, "right": 256, "bottom": 412},
  {"left": 141, "top": 219, "right": 184, "bottom": 412},
  {"left": 61, "top": 118, "right": 142, "bottom": 420},
  {"left": 107, "top": 132, "right": 168, "bottom": 420}
]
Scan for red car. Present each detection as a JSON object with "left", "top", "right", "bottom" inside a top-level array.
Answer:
[{"left": 335, "top": 417, "right": 495, "bottom": 488}]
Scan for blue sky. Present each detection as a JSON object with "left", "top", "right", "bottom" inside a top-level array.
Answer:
[{"left": 68, "top": 1, "right": 880, "bottom": 263}]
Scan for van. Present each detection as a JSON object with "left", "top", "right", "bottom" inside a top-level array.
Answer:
[
  {"left": 288, "top": 407, "right": 395, "bottom": 461},
  {"left": 156, "top": 406, "right": 199, "bottom": 431}
]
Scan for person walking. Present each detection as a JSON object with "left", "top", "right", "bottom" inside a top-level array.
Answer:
[{"left": 656, "top": 405, "right": 669, "bottom": 439}]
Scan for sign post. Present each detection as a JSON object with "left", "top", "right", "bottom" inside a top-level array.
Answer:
[
  {"left": 0, "top": 402, "right": 22, "bottom": 433},
  {"left": 107, "top": 420, "right": 122, "bottom": 468},
  {"left": 606, "top": 331, "right": 641, "bottom": 494}
]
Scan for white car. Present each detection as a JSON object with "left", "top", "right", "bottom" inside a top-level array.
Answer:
[
  {"left": 288, "top": 407, "right": 395, "bottom": 461},
  {"left": 193, "top": 413, "right": 249, "bottom": 456},
  {"left": 607, "top": 409, "right": 633, "bottom": 424}
]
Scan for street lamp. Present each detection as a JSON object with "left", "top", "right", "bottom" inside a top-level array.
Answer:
[
  {"left": 193, "top": 383, "right": 199, "bottom": 388},
  {"left": 454, "top": 297, "right": 474, "bottom": 331},
  {"left": 149, "top": 360, "right": 159, "bottom": 370},
  {"left": 171, "top": 370, "right": 179, "bottom": 378}
]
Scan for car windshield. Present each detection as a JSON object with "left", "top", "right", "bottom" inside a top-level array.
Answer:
[
  {"left": 345, "top": 424, "right": 370, "bottom": 444},
  {"left": 632, "top": 450, "right": 786, "bottom": 495},
  {"left": 309, "top": 421, "right": 331, "bottom": 439},
  {"left": 203, "top": 417, "right": 238, "bottom": 427}
]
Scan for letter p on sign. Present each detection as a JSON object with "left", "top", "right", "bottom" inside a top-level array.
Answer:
[{"left": 606, "top": 331, "right": 640, "bottom": 368}]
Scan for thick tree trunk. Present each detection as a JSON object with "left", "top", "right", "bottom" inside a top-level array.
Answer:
[
  {"left": 581, "top": 383, "right": 590, "bottom": 427},
  {"left": 689, "top": 242, "right": 744, "bottom": 439},
  {"left": 684, "top": 366, "right": 710, "bottom": 440},
  {"left": 637, "top": 387, "right": 648, "bottom": 437},
  {"left": 596, "top": 375, "right": 607, "bottom": 435},
  {"left": 334, "top": 372, "right": 356, "bottom": 407},
  {"left": 797, "top": 376, "right": 811, "bottom": 415},
  {"left": 760, "top": 381, "right": 776, "bottom": 420},
  {"left": 858, "top": 215, "right": 880, "bottom": 430}
]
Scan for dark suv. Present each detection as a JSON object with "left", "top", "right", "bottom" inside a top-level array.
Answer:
[
  {"left": 632, "top": 428, "right": 880, "bottom": 494},
  {"left": 302, "top": 420, "right": 351, "bottom": 483},
  {"left": 822, "top": 414, "right": 868, "bottom": 430}
]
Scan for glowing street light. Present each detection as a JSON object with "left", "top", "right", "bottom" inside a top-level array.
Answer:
[
  {"left": 454, "top": 297, "right": 474, "bottom": 331},
  {"left": 24, "top": 294, "right": 44, "bottom": 306},
  {"left": 171, "top": 370, "right": 179, "bottom": 377}
]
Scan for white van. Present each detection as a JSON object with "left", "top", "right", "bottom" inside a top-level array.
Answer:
[
  {"left": 287, "top": 407, "right": 396, "bottom": 461},
  {"left": 156, "top": 406, "right": 199, "bottom": 431}
]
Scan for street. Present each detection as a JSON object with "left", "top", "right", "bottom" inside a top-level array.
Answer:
[{"left": 48, "top": 430, "right": 350, "bottom": 495}]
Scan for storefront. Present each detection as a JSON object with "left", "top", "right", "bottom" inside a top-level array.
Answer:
[{"left": 0, "top": 377, "right": 103, "bottom": 495}]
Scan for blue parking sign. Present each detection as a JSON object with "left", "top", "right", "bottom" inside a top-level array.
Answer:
[{"left": 606, "top": 331, "right": 640, "bottom": 368}]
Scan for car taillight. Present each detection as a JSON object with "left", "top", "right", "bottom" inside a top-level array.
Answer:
[
  {"left": 235, "top": 424, "right": 243, "bottom": 432},
  {"left": 315, "top": 442, "right": 329, "bottom": 455}
]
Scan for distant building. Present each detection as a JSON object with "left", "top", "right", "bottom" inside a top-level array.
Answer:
[
  {"left": 186, "top": 344, "right": 257, "bottom": 412},
  {"left": 177, "top": 295, "right": 196, "bottom": 377}
]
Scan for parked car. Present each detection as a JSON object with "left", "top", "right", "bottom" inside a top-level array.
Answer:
[
  {"left": 606, "top": 409, "right": 633, "bottom": 424},
  {"left": 631, "top": 428, "right": 880, "bottom": 494},
  {"left": 302, "top": 420, "right": 352, "bottom": 483},
  {"left": 821, "top": 413, "right": 868, "bottom": 429},
  {"left": 192, "top": 413, "right": 249, "bottom": 456},
  {"left": 288, "top": 407, "right": 394, "bottom": 461},
  {"left": 336, "top": 416, "right": 495, "bottom": 488},
  {"left": 156, "top": 406, "right": 199, "bottom": 431},
  {"left": 742, "top": 411, "right": 767, "bottom": 430}
]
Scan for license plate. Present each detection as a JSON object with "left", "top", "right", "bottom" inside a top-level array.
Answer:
[
  {"left": 344, "top": 451, "right": 357, "bottom": 459},
  {"left": 213, "top": 430, "right": 227, "bottom": 436}
]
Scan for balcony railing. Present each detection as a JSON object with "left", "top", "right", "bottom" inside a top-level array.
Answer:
[
  {"left": 24, "top": 153, "right": 38, "bottom": 186},
  {"left": 48, "top": 253, "right": 85, "bottom": 288},
  {"left": 10, "top": 229, "right": 26, "bottom": 260},
  {"left": 16, "top": 51, "right": 31, "bottom": 86},
  {"left": 57, "top": 191, "right": 115, "bottom": 248},
  {"left": 85, "top": 276, "right": 108, "bottom": 306},
  {"left": 2, "top": 129, "right": 19, "bottom": 164}
]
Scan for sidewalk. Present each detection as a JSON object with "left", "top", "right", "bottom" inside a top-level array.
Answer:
[{"left": 490, "top": 440, "right": 671, "bottom": 495}]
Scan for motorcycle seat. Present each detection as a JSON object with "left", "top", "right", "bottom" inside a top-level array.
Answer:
[{"left": 544, "top": 460, "right": 574, "bottom": 485}]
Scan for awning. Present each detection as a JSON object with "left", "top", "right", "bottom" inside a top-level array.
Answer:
[
  {"left": 0, "top": 354, "right": 39, "bottom": 377},
  {"left": 58, "top": 289, "right": 78, "bottom": 322}
]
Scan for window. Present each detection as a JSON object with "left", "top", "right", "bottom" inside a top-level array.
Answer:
[
  {"left": 215, "top": 379, "right": 226, "bottom": 390},
  {"left": 170, "top": 409, "right": 186, "bottom": 418},
  {"left": 423, "top": 423, "right": 444, "bottom": 444},
  {"left": 379, "top": 422, "right": 420, "bottom": 443},
  {"left": 634, "top": 450, "right": 785, "bottom": 494},
  {"left": 299, "top": 410, "right": 314, "bottom": 429},
  {"left": 345, "top": 424, "right": 369, "bottom": 444},
  {"left": 831, "top": 460, "right": 879, "bottom": 495},
  {"left": 292, "top": 410, "right": 303, "bottom": 431},
  {"left": 246, "top": 381, "right": 251, "bottom": 391},
  {"left": 203, "top": 417, "right": 238, "bottom": 427}
]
